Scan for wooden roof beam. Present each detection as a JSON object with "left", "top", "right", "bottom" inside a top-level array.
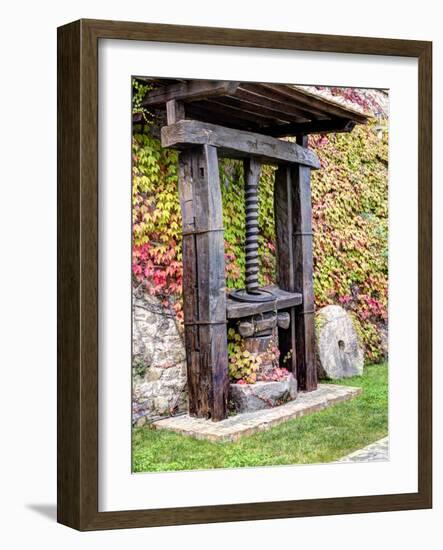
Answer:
[
  {"left": 231, "top": 87, "right": 311, "bottom": 122},
  {"left": 258, "top": 83, "right": 369, "bottom": 124},
  {"left": 212, "top": 96, "right": 298, "bottom": 124},
  {"left": 141, "top": 80, "right": 240, "bottom": 106},
  {"left": 266, "top": 118, "right": 357, "bottom": 137},
  {"left": 241, "top": 82, "right": 320, "bottom": 122},
  {"left": 237, "top": 84, "right": 314, "bottom": 121},
  {"left": 188, "top": 100, "right": 275, "bottom": 128}
]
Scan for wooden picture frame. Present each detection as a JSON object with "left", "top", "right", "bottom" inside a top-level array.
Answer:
[{"left": 57, "top": 19, "right": 432, "bottom": 530}]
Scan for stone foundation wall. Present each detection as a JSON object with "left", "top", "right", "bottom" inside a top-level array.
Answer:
[{"left": 132, "top": 289, "right": 187, "bottom": 425}]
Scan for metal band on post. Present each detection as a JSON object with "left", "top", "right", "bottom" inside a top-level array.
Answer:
[{"left": 182, "top": 227, "right": 225, "bottom": 237}]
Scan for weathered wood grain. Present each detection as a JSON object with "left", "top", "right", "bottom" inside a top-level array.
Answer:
[
  {"left": 166, "top": 99, "right": 185, "bottom": 123},
  {"left": 259, "top": 83, "right": 368, "bottom": 123},
  {"left": 274, "top": 166, "right": 297, "bottom": 375},
  {"left": 292, "top": 135, "right": 317, "bottom": 391},
  {"left": 161, "top": 119, "right": 320, "bottom": 168},
  {"left": 186, "top": 99, "right": 268, "bottom": 129},
  {"left": 142, "top": 80, "right": 240, "bottom": 106},
  {"left": 177, "top": 150, "right": 199, "bottom": 418},
  {"left": 227, "top": 285, "right": 302, "bottom": 319},
  {"left": 234, "top": 85, "right": 311, "bottom": 122},
  {"left": 142, "top": 79, "right": 369, "bottom": 137},
  {"left": 177, "top": 145, "right": 229, "bottom": 420},
  {"left": 213, "top": 96, "right": 291, "bottom": 124},
  {"left": 266, "top": 118, "right": 356, "bottom": 137}
]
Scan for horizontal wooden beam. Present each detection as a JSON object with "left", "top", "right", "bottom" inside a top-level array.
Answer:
[
  {"left": 142, "top": 80, "right": 240, "bottom": 106},
  {"left": 226, "top": 285, "right": 302, "bottom": 319},
  {"left": 267, "top": 118, "right": 357, "bottom": 137},
  {"left": 161, "top": 119, "right": 321, "bottom": 168}
]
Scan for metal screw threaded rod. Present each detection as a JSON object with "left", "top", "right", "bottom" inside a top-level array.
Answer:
[{"left": 244, "top": 159, "right": 261, "bottom": 294}]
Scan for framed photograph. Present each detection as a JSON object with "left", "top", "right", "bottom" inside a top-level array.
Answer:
[{"left": 57, "top": 19, "right": 432, "bottom": 530}]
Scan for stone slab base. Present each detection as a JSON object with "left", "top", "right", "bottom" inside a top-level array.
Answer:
[{"left": 152, "top": 384, "right": 362, "bottom": 442}]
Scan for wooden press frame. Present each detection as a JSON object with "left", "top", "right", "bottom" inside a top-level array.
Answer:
[
  {"left": 57, "top": 19, "right": 432, "bottom": 530},
  {"left": 161, "top": 113, "right": 320, "bottom": 420}
]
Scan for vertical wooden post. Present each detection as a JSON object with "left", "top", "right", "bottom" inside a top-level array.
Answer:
[
  {"left": 274, "top": 166, "right": 297, "bottom": 376},
  {"left": 293, "top": 134, "right": 317, "bottom": 391},
  {"left": 177, "top": 145, "right": 229, "bottom": 420},
  {"left": 166, "top": 99, "right": 185, "bottom": 124},
  {"left": 274, "top": 137, "right": 317, "bottom": 391},
  {"left": 167, "top": 101, "right": 228, "bottom": 420}
]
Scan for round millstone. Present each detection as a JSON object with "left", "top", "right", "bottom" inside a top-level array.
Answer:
[{"left": 316, "top": 305, "right": 364, "bottom": 379}]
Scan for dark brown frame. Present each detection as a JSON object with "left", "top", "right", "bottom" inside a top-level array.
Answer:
[{"left": 57, "top": 18, "right": 432, "bottom": 531}]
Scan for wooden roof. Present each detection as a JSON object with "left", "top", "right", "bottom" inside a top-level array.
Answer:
[{"left": 137, "top": 78, "right": 370, "bottom": 136}]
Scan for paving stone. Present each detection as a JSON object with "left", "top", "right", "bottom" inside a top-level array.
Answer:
[
  {"left": 152, "top": 384, "right": 362, "bottom": 442},
  {"left": 337, "top": 437, "right": 389, "bottom": 463}
]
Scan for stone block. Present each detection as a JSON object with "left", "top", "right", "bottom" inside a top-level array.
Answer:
[{"left": 230, "top": 374, "right": 297, "bottom": 413}]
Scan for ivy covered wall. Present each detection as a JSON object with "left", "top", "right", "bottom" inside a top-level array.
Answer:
[{"left": 132, "top": 87, "right": 388, "bottom": 364}]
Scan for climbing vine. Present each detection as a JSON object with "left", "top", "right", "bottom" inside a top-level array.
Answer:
[
  {"left": 227, "top": 327, "right": 261, "bottom": 384},
  {"left": 227, "top": 327, "right": 288, "bottom": 384},
  {"left": 132, "top": 80, "right": 388, "bottom": 363},
  {"left": 309, "top": 119, "right": 388, "bottom": 362},
  {"left": 132, "top": 130, "right": 184, "bottom": 321}
]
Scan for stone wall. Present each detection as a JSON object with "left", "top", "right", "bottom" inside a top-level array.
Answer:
[{"left": 132, "top": 289, "right": 187, "bottom": 425}]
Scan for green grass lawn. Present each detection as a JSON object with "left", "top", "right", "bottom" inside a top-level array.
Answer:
[{"left": 132, "top": 363, "right": 388, "bottom": 473}]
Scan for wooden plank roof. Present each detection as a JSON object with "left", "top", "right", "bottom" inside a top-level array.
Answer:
[{"left": 136, "top": 78, "right": 370, "bottom": 136}]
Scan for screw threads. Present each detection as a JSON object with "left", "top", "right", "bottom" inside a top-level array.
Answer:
[{"left": 244, "top": 162, "right": 260, "bottom": 293}]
